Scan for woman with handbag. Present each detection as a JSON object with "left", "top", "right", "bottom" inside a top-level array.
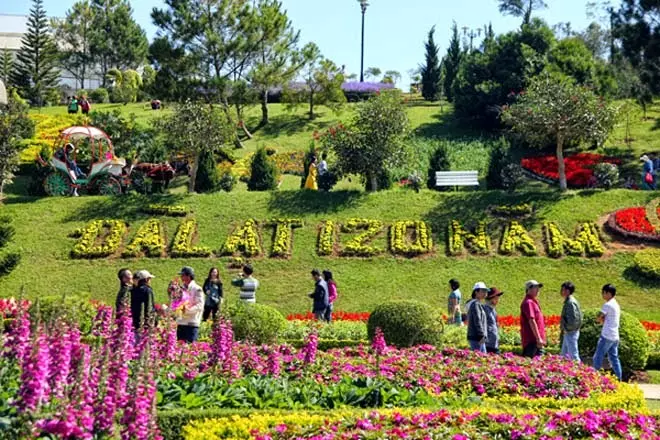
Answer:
[{"left": 641, "top": 155, "right": 656, "bottom": 190}]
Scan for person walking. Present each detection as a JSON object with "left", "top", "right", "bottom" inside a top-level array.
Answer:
[
  {"left": 467, "top": 282, "right": 489, "bottom": 353},
  {"left": 80, "top": 96, "right": 91, "bottom": 115},
  {"left": 67, "top": 96, "right": 79, "bottom": 114},
  {"left": 641, "top": 155, "right": 656, "bottom": 190},
  {"left": 323, "top": 270, "right": 337, "bottom": 322},
  {"left": 309, "top": 269, "right": 329, "bottom": 321},
  {"left": 448, "top": 279, "right": 462, "bottom": 325},
  {"left": 593, "top": 284, "right": 623, "bottom": 381},
  {"left": 176, "top": 266, "right": 204, "bottom": 343},
  {"left": 131, "top": 270, "right": 156, "bottom": 331},
  {"left": 484, "top": 287, "right": 504, "bottom": 354},
  {"left": 232, "top": 264, "right": 259, "bottom": 303},
  {"left": 520, "top": 280, "right": 546, "bottom": 358},
  {"left": 560, "top": 281, "right": 583, "bottom": 362},
  {"left": 304, "top": 156, "right": 318, "bottom": 190},
  {"left": 115, "top": 268, "right": 133, "bottom": 314},
  {"left": 202, "top": 267, "right": 223, "bottom": 322}
]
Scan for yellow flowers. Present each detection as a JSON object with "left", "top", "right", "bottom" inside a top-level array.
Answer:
[
  {"left": 447, "top": 220, "right": 490, "bottom": 256},
  {"left": 71, "top": 220, "right": 126, "bottom": 259},
  {"left": 221, "top": 219, "right": 262, "bottom": 257},
  {"left": 170, "top": 219, "right": 212, "bottom": 258},
  {"left": 543, "top": 222, "right": 604, "bottom": 258},
  {"left": 389, "top": 221, "right": 433, "bottom": 256},
  {"left": 144, "top": 204, "right": 187, "bottom": 217},
  {"left": 340, "top": 218, "right": 383, "bottom": 257},
  {"left": 122, "top": 219, "right": 165, "bottom": 258},
  {"left": 267, "top": 218, "right": 303, "bottom": 258},
  {"left": 499, "top": 221, "right": 537, "bottom": 256},
  {"left": 317, "top": 221, "right": 335, "bottom": 256}
]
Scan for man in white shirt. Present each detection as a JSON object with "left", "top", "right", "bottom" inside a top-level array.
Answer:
[
  {"left": 176, "top": 266, "right": 204, "bottom": 343},
  {"left": 592, "top": 283, "right": 622, "bottom": 380}
]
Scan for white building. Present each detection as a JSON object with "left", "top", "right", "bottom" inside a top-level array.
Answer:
[{"left": 0, "top": 14, "right": 103, "bottom": 92}]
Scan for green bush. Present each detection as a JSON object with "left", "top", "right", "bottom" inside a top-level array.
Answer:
[
  {"left": 218, "top": 172, "right": 235, "bottom": 192},
  {"left": 578, "top": 309, "right": 650, "bottom": 372},
  {"left": 90, "top": 88, "right": 109, "bottom": 104},
  {"left": 194, "top": 149, "right": 220, "bottom": 193},
  {"left": 633, "top": 249, "right": 660, "bottom": 279},
  {"left": 223, "top": 303, "right": 286, "bottom": 344},
  {"left": 158, "top": 409, "right": 254, "bottom": 440},
  {"left": 280, "top": 320, "right": 368, "bottom": 341},
  {"left": 0, "top": 223, "right": 15, "bottom": 249},
  {"left": 501, "top": 163, "right": 525, "bottom": 192},
  {"left": 593, "top": 163, "right": 619, "bottom": 189},
  {"left": 427, "top": 145, "right": 450, "bottom": 190},
  {"left": 367, "top": 300, "right": 444, "bottom": 347},
  {"left": 363, "top": 169, "right": 393, "bottom": 192},
  {"left": 486, "top": 137, "right": 511, "bottom": 189},
  {"left": 247, "top": 147, "right": 278, "bottom": 191},
  {"left": 30, "top": 293, "right": 97, "bottom": 335},
  {"left": 0, "top": 252, "right": 20, "bottom": 278}
]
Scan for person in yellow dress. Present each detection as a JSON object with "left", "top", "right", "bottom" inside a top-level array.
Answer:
[{"left": 304, "top": 156, "right": 318, "bottom": 190}]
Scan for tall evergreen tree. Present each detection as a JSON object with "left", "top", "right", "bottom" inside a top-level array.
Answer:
[
  {"left": 420, "top": 27, "right": 442, "bottom": 101},
  {"left": 1, "top": 49, "right": 13, "bottom": 87},
  {"left": 497, "top": 0, "right": 547, "bottom": 26},
  {"left": 443, "top": 23, "right": 462, "bottom": 103},
  {"left": 52, "top": 0, "right": 94, "bottom": 90},
  {"left": 10, "top": 0, "right": 60, "bottom": 107},
  {"left": 91, "top": 0, "right": 148, "bottom": 86}
]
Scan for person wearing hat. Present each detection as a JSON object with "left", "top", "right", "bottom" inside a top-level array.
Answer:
[
  {"left": 176, "top": 266, "right": 204, "bottom": 343},
  {"left": 467, "top": 282, "right": 489, "bottom": 353},
  {"left": 560, "top": 281, "right": 583, "bottom": 362},
  {"left": 640, "top": 155, "right": 656, "bottom": 190},
  {"left": 520, "top": 280, "right": 547, "bottom": 358},
  {"left": 232, "top": 264, "right": 259, "bottom": 303},
  {"left": 484, "top": 287, "right": 504, "bottom": 354},
  {"left": 131, "top": 270, "right": 156, "bottom": 332}
]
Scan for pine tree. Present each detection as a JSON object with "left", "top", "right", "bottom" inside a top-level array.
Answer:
[
  {"left": 1, "top": 48, "right": 12, "bottom": 87},
  {"left": 420, "top": 27, "right": 442, "bottom": 101},
  {"left": 248, "top": 147, "right": 279, "bottom": 191},
  {"left": 10, "top": 0, "right": 60, "bottom": 106},
  {"left": 427, "top": 144, "right": 450, "bottom": 190},
  {"left": 443, "top": 23, "right": 462, "bottom": 103},
  {"left": 194, "top": 149, "right": 220, "bottom": 193}
]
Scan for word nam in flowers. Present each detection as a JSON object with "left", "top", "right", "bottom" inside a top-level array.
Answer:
[
  {"left": 170, "top": 219, "right": 212, "bottom": 258},
  {"left": 122, "top": 219, "right": 166, "bottom": 258},
  {"left": 447, "top": 220, "right": 491, "bottom": 256},
  {"left": 340, "top": 218, "right": 384, "bottom": 257},
  {"left": 499, "top": 221, "right": 537, "bottom": 256},
  {"left": 267, "top": 219, "right": 303, "bottom": 258},
  {"left": 389, "top": 221, "right": 433, "bottom": 256},
  {"left": 71, "top": 220, "right": 126, "bottom": 259},
  {"left": 220, "top": 219, "right": 262, "bottom": 257},
  {"left": 543, "top": 222, "right": 604, "bottom": 258}
]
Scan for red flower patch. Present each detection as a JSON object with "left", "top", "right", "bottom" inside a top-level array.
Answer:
[
  {"left": 613, "top": 207, "right": 660, "bottom": 235},
  {"left": 521, "top": 153, "right": 620, "bottom": 188}
]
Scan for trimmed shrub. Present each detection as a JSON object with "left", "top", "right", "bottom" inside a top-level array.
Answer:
[
  {"left": 29, "top": 293, "right": 97, "bottom": 335},
  {"left": 593, "top": 162, "right": 619, "bottom": 189},
  {"left": 427, "top": 145, "right": 450, "bottom": 190},
  {"left": 486, "top": 137, "right": 510, "bottom": 189},
  {"left": 363, "top": 169, "right": 393, "bottom": 192},
  {"left": 248, "top": 147, "right": 278, "bottom": 191},
  {"left": 194, "top": 149, "right": 220, "bottom": 193},
  {"left": 223, "top": 303, "right": 286, "bottom": 344},
  {"left": 578, "top": 309, "right": 650, "bottom": 372},
  {"left": 90, "top": 88, "right": 109, "bottom": 104},
  {"left": 632, "top": 248, "right": 660, "bottom": 279},
  {"left": 367, "top": 300, "right": 443, "bottom": 347},
  {"left": 218, "top": 172, "right": 235, "bottom": 192},
  {"left": 0, "top": 252, "right": 20, "bottom": 277}
]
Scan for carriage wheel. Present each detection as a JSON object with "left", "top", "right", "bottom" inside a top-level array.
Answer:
[
  {"left": 44, "top": 173, "right": 72, "bottom": 196},
  {"left": 130, "top": 170, "right": 150, "bottom": 194},
  {"left": 98, "top": 176, "right": 122, "bottom": 196}
]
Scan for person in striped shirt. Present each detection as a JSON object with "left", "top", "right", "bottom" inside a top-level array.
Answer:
[{"left": 232, "top": 264, "right": 259, "bottom": 303}]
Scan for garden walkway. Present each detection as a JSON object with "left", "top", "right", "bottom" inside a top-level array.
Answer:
[{"left": 638, "top": 384, "right": 660, "bottom": 400}]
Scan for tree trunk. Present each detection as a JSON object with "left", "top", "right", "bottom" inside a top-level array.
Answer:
[
  {"left": 309, "top": 91, "right": 314, "bottom": 120},
  {"left": 221, "top": 96, "right": 244, "bottom": 148},
  {"left": 240, "top": 121, "right": 253, "bottom": 139},
  {"left": 260, "top": 90, "right": 269, "bottom": 126},
  {"left": 188, "top": 152, "right": 200, "bottom": 193},
  {"left": 370, "top": 174, "right": 378, "bottom": 192},
  {"left": 556, "top": 136, "right": 567, "bottom": 192}
]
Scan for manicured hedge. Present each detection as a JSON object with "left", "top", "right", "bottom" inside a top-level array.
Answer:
[
  {"left": 633, "top": 248, "right": 660, "bottom": 279},
  {"left": 367, "top": 300, "right": 444, "bottom": 347}
]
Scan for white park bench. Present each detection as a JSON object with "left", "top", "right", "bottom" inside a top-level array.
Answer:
[{"left": 435, "top": 170, "right": 479, "bottom": 189}]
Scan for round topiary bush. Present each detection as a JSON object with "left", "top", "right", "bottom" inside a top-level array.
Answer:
[
  {"left": 633, "top": 248, "right": 660, "bottom": 279},
  {"left": 578, "top": 309, "right": 650, "bottom": 372},
  {"left": 367, "top": 300, "right": 443, "bottom": 348},
  {"left": 224, "top": 302, "right": 286, "bottom": 344}
]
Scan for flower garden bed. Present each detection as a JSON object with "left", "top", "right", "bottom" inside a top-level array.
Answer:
[
  {"left": 521, "top": 153, "right": 621, "bottom": 188},
  {"left": 608, "top": 206, "right": 660, "bottom": 241}
]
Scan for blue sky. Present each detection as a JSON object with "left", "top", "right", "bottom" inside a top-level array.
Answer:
[{"left": 2, "top": 0, "right": 596, "bottom": 87}]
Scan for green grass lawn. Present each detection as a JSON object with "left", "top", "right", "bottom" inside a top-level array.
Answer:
[{"left": 2, "top": 187, "right": 660, "bottom": 320}]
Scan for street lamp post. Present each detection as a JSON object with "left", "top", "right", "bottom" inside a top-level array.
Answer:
[{"left": 359, "top": 0, "right": 369, "bottom": 83}]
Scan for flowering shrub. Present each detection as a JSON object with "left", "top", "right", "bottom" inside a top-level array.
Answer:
[
  {"left": 267, "top": 218, "right": 303, "bottom": 258},
  {"left": 317, "top": 220, "right": 335, "bottom": 256},
  {"left": 340, "top": 218, "right": 384, "bottom": 257},
  {"left": 143, "top": 204, "right": 187, "bottom": 217},
  {"left": 389, "top": 221, "right": 433, "bottom": 256},
  {"left": 491, "top": 204, "right": 533, "bottom": 217},
  {"left": 184, "top": 408, "right": 658, "bottom": 440},
  {"left": 20, "top": 114, "right": 82, "bottom": 162},
  {"left": 543, "top": 222, "right": 604, "bottom": 258},
  {"left": 121, "top": 219, "right": 165, "bottom": 258},
  {"left": 170, "top": 219, "right": 212, "bottom": 258},
  {"left": 499, "top": 221, "right": 537, "bottom": 256},
  {"left": 221, "top": 219, "right": 262, "bottom": 257},
  {"left": 70, "top": 220, "right": 126, "bottom": 259},
  {"left": 447, "top": 220, "right": 491, "bottom": 256},
  {"left": 521, "top": 153, "right": 621, "bottom": 188}
]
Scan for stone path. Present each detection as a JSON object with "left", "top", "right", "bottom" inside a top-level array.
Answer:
[{"left": 638, "top": 384, "right": 660, "bottom": 400}]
